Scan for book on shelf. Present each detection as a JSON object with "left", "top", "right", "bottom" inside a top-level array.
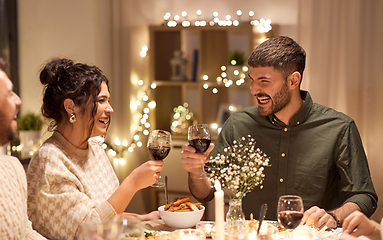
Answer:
[{"left": 191, "top": 49, "right": 198, "bottom": 82}]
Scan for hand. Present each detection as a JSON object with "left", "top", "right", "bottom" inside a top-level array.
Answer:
[
  {"left": 339, "top": 233, "right": 359, "bottom": 240},
  {"left": 301, "top": 206, "right": 337, "bottom": 230},
  {"left": 342, "top": 211, "right": 375, "bottom": 237},
  {"left": 180, "top": 143, "right": 214, "bottom": 175},
  {"left": 128, "top": 160, "right": 164, "bottom": 190},
  {"left": 139, "top": 211, "right": 161, "bottom": 221}
]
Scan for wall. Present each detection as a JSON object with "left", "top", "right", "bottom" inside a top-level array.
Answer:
[
  {"left": 18, "top": 0, "right": 113, "bottom": 115},
  {"left": 297, "top": 0, "right": 383, "bottom": 222}
]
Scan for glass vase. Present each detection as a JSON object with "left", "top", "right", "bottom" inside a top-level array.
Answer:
[{"left": 226, "top": 198, "right": 246, "bottom": 238}]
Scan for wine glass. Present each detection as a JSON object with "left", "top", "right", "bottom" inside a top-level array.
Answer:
[
  {"left": 83, "top": 215, "right": 121, "bottom": 240},
  {"left": 147, "top": 130, "right": 171, "bottom": 187},
  {"left": 277, "top": 195, "right": 304, "bottom": 240},
  {"left": 118, "top": 215, "right": 145, "bottom": 240},
  {"left": 188, "top": 124, "right": 211, "bottom": 179}
]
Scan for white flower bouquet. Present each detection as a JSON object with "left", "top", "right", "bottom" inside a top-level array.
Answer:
[{"left": 207, "top": 135, "right": 271, "bottom": 200}]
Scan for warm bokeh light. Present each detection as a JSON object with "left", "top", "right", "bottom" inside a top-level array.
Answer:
[
  {"left": 164, "top": 12, "right": 171, "bottom": 20},
  {"left": 148, "top": 101, "right": 156, "bottom": 109}
]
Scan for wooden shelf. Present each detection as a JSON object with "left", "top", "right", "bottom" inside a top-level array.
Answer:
[{"left": 149, "top": 23, "right": 276, "bottom": 131}]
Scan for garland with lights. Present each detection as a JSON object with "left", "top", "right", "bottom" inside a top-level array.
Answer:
[
  {"left": 101, "top": 83, "right": 156, "bottom": 163},
  {"left": 103, "top": 9, "right": 272, "bottom": 159},
  {"left": 163, "top": 9, "right": 272, "bottom": 31}
]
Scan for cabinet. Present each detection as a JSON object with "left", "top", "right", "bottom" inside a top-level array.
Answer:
[{"left": 149, "top": 24, "right": 276, "bottom": 137}]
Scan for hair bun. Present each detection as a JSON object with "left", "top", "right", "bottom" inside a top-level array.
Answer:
[{"left": 40, "top": 58, "right": 74, "bottom": 85}]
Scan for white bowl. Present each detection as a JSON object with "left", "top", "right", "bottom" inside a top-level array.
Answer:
[{"left": 158, "top": 205, "right": 205, "bottom": 229}]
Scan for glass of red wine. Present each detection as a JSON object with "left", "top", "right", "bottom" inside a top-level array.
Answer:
[
  {"left": 277, "top": 195, "right": 304, "bottom": 240},
  {"left": 147, "top": 130, "right": 171, "bottom": 187},
  {"left": 188, "top": 124, "right": 211, "bottom": 179}
]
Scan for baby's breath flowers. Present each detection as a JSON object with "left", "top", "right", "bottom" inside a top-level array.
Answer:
[{"left": 207, "top": 135, "right": 271, "bottom": 200}]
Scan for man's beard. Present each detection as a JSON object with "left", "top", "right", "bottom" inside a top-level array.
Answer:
[
  {"left": 258, "top": 81, "right": 291, "bottom": 116},
  {"left": 0, "top": 111, "right": 18, "bottom": 146}
]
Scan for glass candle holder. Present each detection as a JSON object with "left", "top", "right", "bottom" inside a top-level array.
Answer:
[
  {"left": 196, "top": 221, "right": 216, "bottom": 238},
  {"left": 170, "top": 229, "right": 205, "bottom": 240}
]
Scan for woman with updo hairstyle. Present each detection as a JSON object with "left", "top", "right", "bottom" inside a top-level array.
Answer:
[{"left": 26, "top": 58, "right": 163, "bottom": 240}]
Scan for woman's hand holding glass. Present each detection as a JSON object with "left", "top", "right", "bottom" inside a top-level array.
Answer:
[
  {"left": 147, "top": 130, "right": 171, "bottom": 187},
  {"left": 128, "top": 161, "right": 164, "bottom": 190}
]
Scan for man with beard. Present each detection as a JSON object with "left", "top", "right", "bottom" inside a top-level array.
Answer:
[
  {"left": 180, "top": 36, "right": 377, "bottom": 230},
  {"left": 0, "top": 58, "right": 46, "bottom": 239}
]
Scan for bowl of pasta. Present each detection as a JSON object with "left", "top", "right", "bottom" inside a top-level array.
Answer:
[{"left": 158, "top": 197, "right": 205, "bottom": 229}]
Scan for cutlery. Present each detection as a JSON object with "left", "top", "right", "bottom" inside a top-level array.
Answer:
[
  {"left": 164, "top": 176, "right": 169, "bottom": 204},
  {"left": 144, "top": 223, "right": 156, "bottom": 231},
  {"left": 257, "top": 203, "right": 268, "bottom": 235}
]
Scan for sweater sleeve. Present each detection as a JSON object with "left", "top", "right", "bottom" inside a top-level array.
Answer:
[
  {"left": 15, "top": 160, "right": 47, "bottom": 240},
  {"left": 27, "top": 147, "right": 117, "bottom": 240},
  {"left": 0, "top": 156, "right": 47, "bottom": 240}
]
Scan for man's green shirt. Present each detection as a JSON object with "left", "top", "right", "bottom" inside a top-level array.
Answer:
[{"left": 202, "top": 91, "right": 377, "bottom": 220}]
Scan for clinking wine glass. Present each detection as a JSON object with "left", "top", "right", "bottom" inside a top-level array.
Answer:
[
  {"left": 277, "top": 195, "right": 304, "bottom": 240},
  {"left": 188, "top": 124, "right": 211, "bottom": 179},
  {"left": 147, "top": 130, "right": 171, "bottom": 187}
]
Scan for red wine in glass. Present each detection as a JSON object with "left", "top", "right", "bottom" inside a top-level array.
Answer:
[
  {"left": 188, "top": 124, "right": 211, "bottom": 179},
  {"left": 147, "top": 130, "right": 171, "bottom": 187},
  {"left": 188, "top": 138, "right": 211, "bottom": 153},
  {"left": 277, "top": 195, "right": 304, "bottom": 240},
  {"left": 278, "top": 211, "right": 303, "bottom": 230},
  {"left": 148, "top": 146, "right": 170, "bottom": 160}
]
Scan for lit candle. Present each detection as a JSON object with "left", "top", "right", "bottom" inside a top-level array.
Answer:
[{"left": 215, "top": 180, "right": 225, "bottom": 240}]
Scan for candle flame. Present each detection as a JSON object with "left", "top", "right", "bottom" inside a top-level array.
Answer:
[{"left": 214, "top": 179, "right": 221, "bottom": 191}]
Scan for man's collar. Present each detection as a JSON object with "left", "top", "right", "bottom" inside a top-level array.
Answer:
[{"left": 267, "top": 90, "right": 312, "bottom": 127}]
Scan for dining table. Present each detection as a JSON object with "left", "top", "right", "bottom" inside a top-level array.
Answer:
[
  {"left": 142, "top": 219, "right": 177, "bottom": 232},
  {"left": 141, "top": 219, "right": 353, "bottom": 240}
]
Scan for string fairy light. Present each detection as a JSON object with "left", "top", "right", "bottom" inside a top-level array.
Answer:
[
  {"left": 162, "top": 9, "right": 272, "bottom": 31},
  {"left": 102, "top": 79, "right": 156, "bottom": 159}
]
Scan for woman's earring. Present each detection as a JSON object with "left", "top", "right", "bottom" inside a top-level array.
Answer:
[{"left": 69, "top": 113, "right": 76, "bottom": 124}]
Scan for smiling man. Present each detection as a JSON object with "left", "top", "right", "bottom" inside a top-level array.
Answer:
[
  {"left": 180, "top": 36, "right": 377, "bottom": 230},
  {"left": 0, "top": 58, "right": 46, "bottom": 239}
]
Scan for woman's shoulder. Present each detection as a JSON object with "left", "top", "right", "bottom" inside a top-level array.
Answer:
[
  {"left": 89, "top": 137, "right": 103, "bottom": 146},
  {"left": 34, "top": 136, "right": 65, "bottom": 159},
  {"left": 88, "top": 137, "right": 106, "bottom": 153}
]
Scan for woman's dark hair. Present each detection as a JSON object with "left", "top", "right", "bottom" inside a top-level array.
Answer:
[
  {"left": 247, "top": 36, "right": 306, "bottom": 81},
  {"left": 40, "top": 58, "right": 109, "bottom": 135}
]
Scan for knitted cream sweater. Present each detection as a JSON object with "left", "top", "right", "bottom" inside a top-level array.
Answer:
[
  {"left": 0, "top": 154, "right": 46, "bottom": 239},
  {"left": 27, "top": 131, "right": 119, "bottom": 240}
]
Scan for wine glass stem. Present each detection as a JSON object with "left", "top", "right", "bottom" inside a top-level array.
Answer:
[{"left": 288, "top": 230, "right": 293, "bottom": 240}]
